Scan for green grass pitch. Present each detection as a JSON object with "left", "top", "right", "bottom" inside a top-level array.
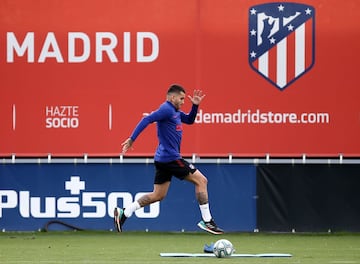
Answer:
[{"left": 0, "top": 231, "right": 359, "bottom": 263}]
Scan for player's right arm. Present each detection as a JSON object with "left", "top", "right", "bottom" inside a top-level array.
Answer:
[{"left": 122, "top": 104, "right": 171, "bottom": 154}]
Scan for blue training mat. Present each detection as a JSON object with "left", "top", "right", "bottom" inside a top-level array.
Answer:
[{"left": 160, "top": 253, "right": 292, "bottom": 257}]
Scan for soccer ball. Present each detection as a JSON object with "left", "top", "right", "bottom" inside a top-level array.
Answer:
[{"left": 213, "top": 239, "right": 234, "bottom": 258}]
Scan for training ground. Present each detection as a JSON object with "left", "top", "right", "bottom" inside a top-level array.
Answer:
[{"left": 0, "top": 231, "right": 359, "bottom": 263}]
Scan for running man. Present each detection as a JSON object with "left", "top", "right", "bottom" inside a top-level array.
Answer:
[{"left": 115, "top": 84, "right": 224, "bottom": 234}]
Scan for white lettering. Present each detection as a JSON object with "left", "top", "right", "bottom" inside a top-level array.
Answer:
[
  {"left": 57, "top": 197, "right": 80, "bottom": 218},
  {"left": 7, "top": 32, "right": 34, "bottom": 63},
  {"left": 19, "top": 191, "right": 30, "bottom": 217},
  {"left": 46, "top": 117, "right": 79, "bottom": 128},
  {"left": 45, "top": 106, "right": 80, "bottom": 129},
  {"left": 0, "top": 189, "right": 160, "bottom": 219},
  {"left": 68, "top": 32, "right": 90, "bottom": 63},
  {"left": 123, "top": 32, "right": 131, "bottom": 62},
  {"left": 96, "top": 32, "right": 118, "bottom": 62},
  {"left": 82, "top": 192, "right": 106, "bottom": 218},
  {"left": 30, "top": 197, "right": 56, "bottom": 218},
  {"left": 38, "top": 32, "right": 64, "bottom": 63},
  {"left": 137, "top": 32, "right": 159, "bottom": 62},
  {"left": 0, "top": 190, "right": 18, "bottom": 217},
  {"left": 46, "top": 106, "right": 79, "bottom": 116},
  {"left": 195, "top": 109, "right": 330, "bottom": 124},
  {"left": 6, "top": 32, "right": 159, "bottom": 63}
]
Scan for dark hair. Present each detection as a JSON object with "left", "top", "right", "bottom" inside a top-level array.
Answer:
[{"left": 167, "top": 84, "right": 186, "bottom": 95}]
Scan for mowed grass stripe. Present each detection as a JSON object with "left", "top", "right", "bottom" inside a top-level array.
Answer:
[{"left": 0, "top": 231, "right": 359, "bottom": 264}]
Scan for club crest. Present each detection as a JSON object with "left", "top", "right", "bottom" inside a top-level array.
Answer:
[{"left": 249, "top": 3, "right": 315, "bottom": 90}]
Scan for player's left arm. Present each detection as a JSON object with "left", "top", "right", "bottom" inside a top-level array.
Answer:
[
  {"left": 181, "top": 90, "right": 205, "bottom": 124},
  {"left": 122, "top": 105, "right": 172, "bottom": 154}
]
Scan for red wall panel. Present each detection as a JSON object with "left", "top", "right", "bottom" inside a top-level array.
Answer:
[{"left": 0, "top": 0, "right": 359, "bottom": 156}]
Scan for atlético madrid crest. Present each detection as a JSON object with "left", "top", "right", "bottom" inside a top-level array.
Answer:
[{"left": 249, "top": 2, "right": 315, "bottom": 90}]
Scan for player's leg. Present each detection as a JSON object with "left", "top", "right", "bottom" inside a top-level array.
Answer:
[
  {"left": 185, "top": 169, "right": 224, "bottom": 234},
  {"left": 184, "top": 169, "right": 210, "bottom": 215},
  {"left": 114, "top": 163, "right": 172, "bottom": 232},
  {"left": 114, "top": 182, "right": 170, "bottom": 232},
  {"left": 126, "top": 181, "right": 170, "bottom": 216}
]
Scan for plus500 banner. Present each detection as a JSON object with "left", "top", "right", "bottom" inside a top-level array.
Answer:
[
  {"left": 1, "top": 0, "right": 359, "bottom": 157},
  {"left": 0, "top": 163, "right": 256, "bottom": 232}
]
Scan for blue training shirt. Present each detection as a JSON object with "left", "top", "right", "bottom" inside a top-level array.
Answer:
[{"left": 130, "top": 101, "right": 198, "bottom": 162}]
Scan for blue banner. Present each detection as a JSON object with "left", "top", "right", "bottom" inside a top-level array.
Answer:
[{"left": 0, "top": 163, "right": 256, "bottom": 232}]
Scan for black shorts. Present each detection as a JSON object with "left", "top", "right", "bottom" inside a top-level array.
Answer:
[{"left": 154, "top": 159, "right": 197, "bottom": 184}]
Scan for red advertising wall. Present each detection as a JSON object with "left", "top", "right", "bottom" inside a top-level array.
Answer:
[{"left": 1, "top": 0, "right": 359, "bottom": 157}]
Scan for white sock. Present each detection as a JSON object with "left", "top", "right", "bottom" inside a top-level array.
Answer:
[
  {"left": 199, "top": 203, "right": 212, "bottom": 222},
  {"left": 124, "top": 201, "right": 141, "bottom": 218}
]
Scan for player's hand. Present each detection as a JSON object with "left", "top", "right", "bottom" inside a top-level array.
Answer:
[
  {"left": 121, "top": 138, "right": 134, "bottom": 154},
  {"left": 188, "top": 89, "right": 206, "bottom": 105}
]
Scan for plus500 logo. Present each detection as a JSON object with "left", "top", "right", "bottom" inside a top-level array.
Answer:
[{"left": 0, "top": 190, "right": 159, "bottom": 219}]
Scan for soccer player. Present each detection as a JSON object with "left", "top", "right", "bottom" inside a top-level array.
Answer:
[{"left": 115, "top": 84, "right": 224, "bottom": 235}]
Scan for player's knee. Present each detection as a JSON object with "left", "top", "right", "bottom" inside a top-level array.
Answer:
[
  {"left": 199, "top": 175, "right": 208, "bottom": 186},
  {"left": 154, "top": 192, "right": 167, "bottom": 202},
  {"left": 157, "top": 195, "right": 166, "bottom": 202}
]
